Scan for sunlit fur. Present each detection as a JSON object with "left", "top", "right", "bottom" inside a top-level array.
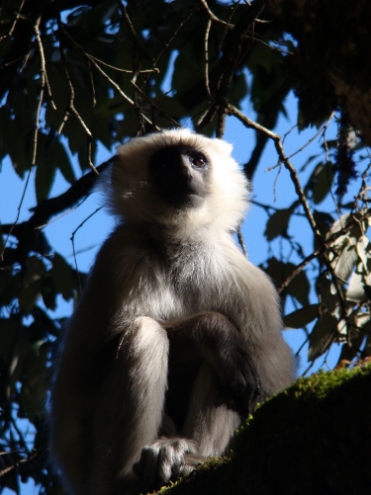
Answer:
[
  {"left": 108, "top": 128, "right": 248, "bottom": 232},
  {"left": 49, "top": 129, "right": 294, "bottom": 495}
]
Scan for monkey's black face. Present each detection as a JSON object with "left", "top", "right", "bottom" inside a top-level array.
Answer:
[{"left": 148, "top": 146, "right": 210, "bottom": 208}]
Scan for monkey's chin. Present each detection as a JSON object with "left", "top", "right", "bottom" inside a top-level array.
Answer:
[{"left": 166, "top": 193, "right": 205, "bottom": 210}]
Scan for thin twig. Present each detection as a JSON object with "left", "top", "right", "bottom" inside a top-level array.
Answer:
[
  {"left": 87, "top": 139, "right": 95, "bottom": 174},
  {"left": 60, "top": 25, "right": 160, "bottom": 131},
  {"left": 247, "top": 35, "right": 293, "bottom": 56},
  {"left": 10, "top": 416, "right": 30, "bottom": 455},
  {"left": 227, "top": 103, "right": 321, "bottom": 240},
  {"left": 117, "top": 0, "right": 146, "bottom": 55},
  {"left": 90, "top": 58, "right": 160, "bottom": 131},
  {"left": 227, "top": 103, "right": 370, "bottom": 316},
  {"left": 277, "top": 208, "right": 371, "bottom": 293},
  {"left": 204, "top": 18, "right": 212, "bottom": 98},
  {"left": 87, "top": 59, "right": 97, "bottom": 107},
  {"left": 1, "top": 17, "right": 45, "bottom": 261},
  {"left": 71, "top": 207, "right": 102, "bottom": 294},
  {"left": 86, "top": 52, "right": 158, "bottom": 74},
  {"left": 58, "top": 46, "right": 98, "bottom": 175},
  {"left": 63, "top": 66, "right": 93, "bottom": 139},
  {"left": 131, "top": 81, "right": 180, "bottom": 127},
  {"left": 216, "top": 109, "right": 227, "bottom": 138},
  {"left": 32, "top": 20, "right": 46, "bottom": 165},
  {"left": 0, "top": 449, "right": 39, "bottom": 478},
  {"left": 145, "top": 7, "right": 198, "bottom": 89},
  {"left": 200, "top": 0, "right": 234, "bottom": 28},
  {"left": 285, "top": 112, "right": 335, "bottom": 162},
  {"left": 0, "top": 0, "right": 26, "bottom": 42},
  {"left": 0, "top": 54, "right": 26, "bottom": 70}
]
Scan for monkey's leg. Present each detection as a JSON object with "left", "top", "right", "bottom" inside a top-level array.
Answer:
[
  {"left": 88, "top": 317, "right": 169, "bottom": 495},
  {"left": 133, "top": 364, "right": 243, "bottom": 485},
  {"left": 134, "top": 311, "right": 254, "bottom": 485},
  {"left": 181, "top": 364, "right": 242, "bottom": 458}
]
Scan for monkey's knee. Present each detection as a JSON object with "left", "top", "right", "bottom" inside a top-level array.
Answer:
[{"left": 132, "top": 317, "right": 169, "bottom": 360}]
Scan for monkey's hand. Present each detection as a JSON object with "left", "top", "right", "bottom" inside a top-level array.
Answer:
[
  {"left": 190, "top": 312, "right": 263, "bottom": 413},
  {"left": 133, "top": 438, "right": 206, "bottom": 484},
  {"left": 217, "top": 336, "right": 263, "bottom": 414}
]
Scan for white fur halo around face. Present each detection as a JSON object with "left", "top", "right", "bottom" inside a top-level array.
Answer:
[{"left": 106, "top": 128, "right": 249, "bottom": 231}]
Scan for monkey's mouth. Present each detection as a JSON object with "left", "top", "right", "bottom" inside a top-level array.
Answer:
[{"left": 164, "top": 189, "right": 205, "bottom": 209}]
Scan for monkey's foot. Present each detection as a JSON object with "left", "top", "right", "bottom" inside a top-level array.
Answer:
[{"left": 133, "top": 438, "right": 206, "bottom": 483}]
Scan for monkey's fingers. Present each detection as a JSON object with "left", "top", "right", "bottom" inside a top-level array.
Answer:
[
  {"left": 171, "top": 453, "right": 207, "bottom": 479},
  {"left": 133, "top": 438, "right": 198, "bottom": 484}
]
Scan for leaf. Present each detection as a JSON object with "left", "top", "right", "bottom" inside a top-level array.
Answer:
[
  {"left": 332, "top": 240, "right": 358, "bottom": 281},
  {"left": 1, "top": 471, "right": 18, "bottom": 493},
  {"left": 0, "top": 318, "right": 18, "bottom": 360},
  {"left": 338, "top": 331, "right": 365, "bottom": 362},
  {"left": 19, "top": 279, "right": 42, "bottom": 312},
  {"left": 364, "top": 284, "right": 371, "bottom": 301},
  {"left": 308, "top": 313, "right": 338, "bottom": 361},
  {"left": 23, "top": 256, "right": 46, "bottom": 287},
  {"left": 41, "top": 274, "right": 57, "bottom": 311},
  {"left": 7, "top": 333, "right": 30, "bottom": 397},
  {"left": 35, "top": 157, "right": 57, "bottom": 202},
  {"left": 356, "top": 235, "right": 370, "bottom": 270},
  {"left": 47, "top": 140, "right": 76, "bottom": 185},
  {"left": 318, "top": 276, "right": 340, "bottom": 317},
  {"left": 172, "top": 46, "right": 202, "bottom": 96},
  {"left": 229, "top": 73, "right": 248, "bottom": 108},
  {"left": 264, "top": 208, "right": 292, "bottom": 240},
  {"left": 313, "top": 210, "right": 335, "bottom": 238},
  {"left": 64, "top": 113, "right": 87, "bottom": 155},
  {"left": 264, "top": 257, "right": 310, "bottom": 305},
  {"left": 312, "top": 161, "right": 334, "bottom": 204},
  {"left": 18, "top": 257, "right": 46, "bottom": 312},
  {"left": 0, "top": 105, "right": 28, "bottom": 176},
  {"left": 248, "top": 43, "right": 282, "bottom": 75},
  {"left": 52, "top": 252, "right": 74, "bottom": 301},
  {"left": 346, "top": 269, "right": 366, "bottom": 303},
  {"left": 78, "top": 139, "right": 97, "bottom": 171},
  {"left": 284, "top": 304, "right": 319, "bottom": 329},
  {"left": 156, "top": 95, "right": 186, "bottom": 118},
  {"left": 116, "top": 107, "right": 140, "bottom": 142},
  {"left": 20, "top": 343, "right": 48, "bottom": 421},
  {"left": 326, "top": 212, "right": 366, "bottom": 281},
  {"left": 91, "top": 116, "right": 113, "bottom": 151},
  {"left": 287, "top": 269, "right": 310, "bottom": 306},
  {"left": 7, "top": 88, "right": 33, "bottom": 135},
  {"left": 0, "top": 269, "right": 15, "bottom": 304}
]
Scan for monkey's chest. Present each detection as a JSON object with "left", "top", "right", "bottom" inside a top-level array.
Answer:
[{"left": 166, "top": 254, "right": 231, "bottom": 315}]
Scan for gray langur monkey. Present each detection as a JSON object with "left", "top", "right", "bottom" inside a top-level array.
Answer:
[{"left": 49, "top": 129, "right": 295, "bottom": 495}]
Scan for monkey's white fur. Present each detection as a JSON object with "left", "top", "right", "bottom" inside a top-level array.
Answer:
[
  {"left": 50, "top": 129, "right": 294, "bottom": 495},
  {"left": 109, "top": 128, "right": 248, "bottom": 232}
]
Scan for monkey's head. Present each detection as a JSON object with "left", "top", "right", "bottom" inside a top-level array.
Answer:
[{"left": 107, "top": 129, "right": 249, "bottom": 233}]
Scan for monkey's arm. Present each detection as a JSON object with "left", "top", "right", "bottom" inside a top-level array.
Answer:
[
  {"left": 162, "top": 311, "right": 262, "bottom": 412},
  {"left": 219, "top": 241, "right": 296, "bottom": 397},
  {"left": 50, "top": 231, "right": 174, "bottom": 494}
]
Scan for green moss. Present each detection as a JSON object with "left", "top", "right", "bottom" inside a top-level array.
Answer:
[{"left": 162, "top": 365, "right": 371, "bottom": 495}]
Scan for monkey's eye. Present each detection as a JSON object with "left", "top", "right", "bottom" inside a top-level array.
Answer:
[{"left": 190, "top": 155, "right": 207, "bottom": 168}]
